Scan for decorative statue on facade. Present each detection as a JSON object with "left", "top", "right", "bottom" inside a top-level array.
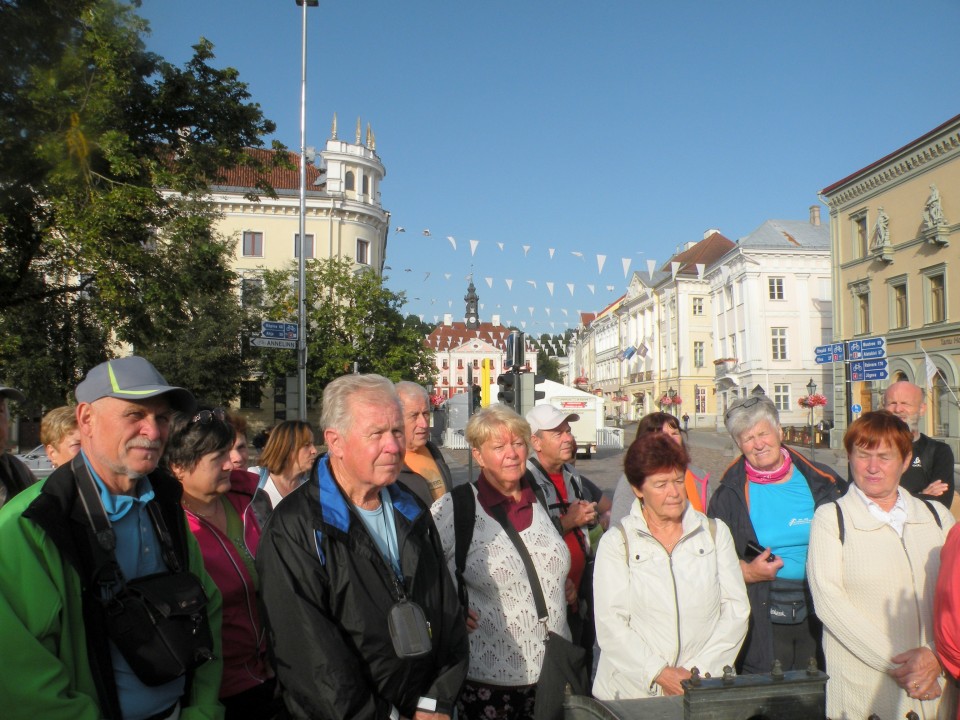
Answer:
[
  {"left": 922, "top": 184, "right": 946, "bottom": 229},
  {"left": 871, "top": 207, "right": 890, "bottom": 251}
]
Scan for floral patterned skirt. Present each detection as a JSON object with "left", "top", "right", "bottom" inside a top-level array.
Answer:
[{"left": 457, "top": 679, "right": 536, "bottom": 720}]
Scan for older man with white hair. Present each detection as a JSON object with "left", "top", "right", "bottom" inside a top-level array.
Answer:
[
  {"left": 257, "top": 373, "right": 468, "bottom": 720},
  {"left": 396, "top": 381, "right": 454, "bottom": 505}
]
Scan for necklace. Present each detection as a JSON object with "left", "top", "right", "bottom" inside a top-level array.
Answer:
[{"left": 183, "top": 497, "right": 221, "bottom": 519}]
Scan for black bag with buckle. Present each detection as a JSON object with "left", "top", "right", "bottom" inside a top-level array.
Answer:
[
  {"left": 768, "top": 577, "right": 809, "bottom": 625},
  {"left": 74, "top": 455, "right": 215, "bottom": 686}
]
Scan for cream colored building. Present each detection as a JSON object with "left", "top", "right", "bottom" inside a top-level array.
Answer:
[
  {"left": 821, "top": 113, "right": 959, "bottom": 452},
  {"left": 211, "top": 115, "right": 390, "bottom": 293}
]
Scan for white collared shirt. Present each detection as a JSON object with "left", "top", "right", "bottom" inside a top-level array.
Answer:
[{"left": 851, "top": 484, "right": 908, "bottom": 537}]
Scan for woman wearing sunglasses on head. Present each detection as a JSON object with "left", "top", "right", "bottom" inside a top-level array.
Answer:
[
  {"left": 164, "top": 408, "right": 280, "bottom": 720},
  {"left": 707, "top": 395, "right": 846, "bottom": 676}
]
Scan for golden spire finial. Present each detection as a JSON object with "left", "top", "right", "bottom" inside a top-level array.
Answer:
[
  {"left": 331, "top": 112, "right": 337, "bottom": 140},
  {"left": 366, "top": 122, "right": 372, "bottom": 148},
  {"left": 355, "top": 116, "right": 362, "bottom": 144}
]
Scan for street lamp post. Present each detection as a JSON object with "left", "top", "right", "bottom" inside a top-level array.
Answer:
[
  {"left": 806, "top": 377, "right": 817, "bottom": 462},
  {"left": 694, "top": 384, "right": 699, "bottom": 428},
  {"left": 295, "top": 0, "right": 318, "bottom": 420}
]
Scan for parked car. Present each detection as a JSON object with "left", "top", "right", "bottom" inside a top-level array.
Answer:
[{"left": 14, "top": 445, "right": 55, "bottom": 479}]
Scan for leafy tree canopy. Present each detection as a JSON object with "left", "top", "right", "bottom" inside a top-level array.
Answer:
[
  {"left": 254, "top": 259, "right": 435, "bottom": 407},
  {"left": 0, "top": 0, "right": 281, "bottom": 408}
]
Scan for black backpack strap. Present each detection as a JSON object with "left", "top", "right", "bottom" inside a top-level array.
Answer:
[
  {"left": 451, "top": 483, "right": 476, "bottom": 617},
  {"left": 835, "top": 501, "right": 845, "bottom": 544},
  {"left": 919, "top": 497, "right": 943, "bottom": 529}
]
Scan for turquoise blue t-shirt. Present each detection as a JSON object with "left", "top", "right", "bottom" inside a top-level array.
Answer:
[
  {"left": 354, "top": 489, "right": 403, "bottom": 580},
  {"left": 748, "top": 466, "right": 815, "bottom": 581}
]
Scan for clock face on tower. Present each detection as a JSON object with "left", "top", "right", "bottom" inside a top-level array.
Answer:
[{"left": 466, "top": 314, "right": 477, "bottom": 323}]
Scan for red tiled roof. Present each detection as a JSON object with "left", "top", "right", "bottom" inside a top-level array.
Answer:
[
  {"left": 663, "top": 231, "right": 735, "bottom": 275},
  {"left": 211, "top": 148, "right": 324, "bottom": 191},
  {"left": 579, "top": 312, "right": 597, "bottom": 328},
  {"left": 425, "top": 322, "right": 520, "bottom": 351}
]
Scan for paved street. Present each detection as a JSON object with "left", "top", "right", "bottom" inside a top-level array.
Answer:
[{"left": 439, "top": 424, "right": 851, "bottom": 500}]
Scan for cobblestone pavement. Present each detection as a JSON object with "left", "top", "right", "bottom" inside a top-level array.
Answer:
[{"left": 439, "top": 424, "right": 850, "bottom": 500}]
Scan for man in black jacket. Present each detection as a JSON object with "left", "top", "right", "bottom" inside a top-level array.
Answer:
[
  {"left": 0, "top": 385, "right": 35, "bottom": 510},
  {"left": 257, "top": 374, "right": 469, "bottom": 720}
]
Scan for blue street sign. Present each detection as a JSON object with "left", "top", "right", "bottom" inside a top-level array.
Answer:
[
  {"left": 862, "top": 359, "right": 888, "bottom": 371},
  {"left": 863, "top": 369, "right": 889, "bottom": 381},
  {"left": 847, "top": 336, "right": 885, "bottom": 361},
  {"left": 815, "top": 355, "right": 833, "bottom": 365},
  {"left": 850, "top": 361, "right": 864, "bottom": 381},
  {"left": 851, "top": 404, "right": 863, "bottom": 413},
  {"left": 814, "top": 343, "right": 844, "bottom": 363},
  {"left": 262, "top": 321, "right": 299, "bottom": 340}
]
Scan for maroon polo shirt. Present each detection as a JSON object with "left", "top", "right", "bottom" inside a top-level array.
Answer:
[{"left": 476, "top": 473, "right": 536, "bottom": 532}]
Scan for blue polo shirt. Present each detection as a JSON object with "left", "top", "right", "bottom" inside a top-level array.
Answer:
[
  {"left": 748, "top": 466, "right": 815, "bottom": 581},
  {"left": 83, "top": 451, "right": 185, "bottom": 720}
]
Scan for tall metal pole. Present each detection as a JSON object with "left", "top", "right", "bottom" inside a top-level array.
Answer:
[{"left": 296, "top": 0, "right": 317, "bottom": 420}]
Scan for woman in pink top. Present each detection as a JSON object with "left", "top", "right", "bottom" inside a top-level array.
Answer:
[{"left": 164, "top": 407, "right": 279, "bottom": 720}]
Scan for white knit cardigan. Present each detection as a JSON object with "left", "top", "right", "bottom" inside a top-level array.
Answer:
[{"left": 431, "top": 486, "right": 571, "bottom": 686}]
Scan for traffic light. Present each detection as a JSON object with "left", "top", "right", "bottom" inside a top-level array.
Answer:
[
  {"left": 497, "top": 372, "right": 518, "bottom": 412},
  {"left": 518, "top": 373, "right": 547, "bottom": 416}
]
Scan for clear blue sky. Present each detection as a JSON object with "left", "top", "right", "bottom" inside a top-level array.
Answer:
[{"left": 140, "top": 0, "right": 959, "bottom": 339}]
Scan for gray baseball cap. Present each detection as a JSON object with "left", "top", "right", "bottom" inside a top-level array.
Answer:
[
  {"left": 76, "top": 357, "right": 195, "bottom": 413},
  {"left": 0, "top": 386, "right": 26, "bottom": 404}
]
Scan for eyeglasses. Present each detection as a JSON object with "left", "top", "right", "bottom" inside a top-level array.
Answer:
[
  {"left": 724, "top": 396, "right": 762, "bottom": 421},
  {"left": 191, "top": 408, "right": 227, "bottom": 425}
]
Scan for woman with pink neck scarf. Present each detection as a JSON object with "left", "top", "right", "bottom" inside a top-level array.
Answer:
[{"left": 707, "top": 395, "right": 846, "bottom": 675}]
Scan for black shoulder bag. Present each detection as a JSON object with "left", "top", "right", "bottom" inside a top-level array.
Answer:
[
  {"left": 486, "top": 502, "right": 590, "bottom": 720},
  {"left": 73, "top": 455, "right": 215, "bottom": 686}
]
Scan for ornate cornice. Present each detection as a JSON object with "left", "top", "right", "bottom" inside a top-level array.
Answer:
[{"left": 822, "top": 120, "right": 960, "bottom": 208}]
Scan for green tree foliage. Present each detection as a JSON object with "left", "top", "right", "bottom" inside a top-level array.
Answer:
[
  {"left": 256, "top": 259, "right": 435, "bottom": 404},
  {"left": 0, "top": 0, "right": 280, "bottom": 406}
]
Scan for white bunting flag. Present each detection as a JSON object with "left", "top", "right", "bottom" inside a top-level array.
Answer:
[
  {"left": 622, "top": 258, "right": 632, "bottom": 278},
  {"left": 485, "top": 277, "right": 493, "bottom": 288},
  {"left": 528, "top": 307, "right": 535, "bottom": 317},
  {"left": 497, "top": 242, "right": 504, "bottom": 251},
  {"left": 647, "top": 259, "right": 656, "bottom": 279},
  {"left": 546, "top": 282, "right": 554, "bottom": 296},
  {"left": 587, "top": 284, "right": 595, "bottom": 295},
  {"left": 596, "top": 254, "right": 607, "bottom": 274},
  {"left": 505, "top": 279, "right": 513, "bottom": 290},
  {"left": 526, "top": 280, "right": 537, "bottom": 289},
  {"left": 522, "top": 245, "right": 531, "bottom": 257},
  {"left": 549, "top": 248, "right": 556, "bottom": 260},
  {"left": 469, "top": 239, "right": 479, "bottom": 256},
  {"left": 572, "top": 251, "right": 584, "bottom": 259},
  {"left": 567, "top": 283, "right": 575, "bottom": 296},
  {"left": 512, "top": 305, "right": 518, "bottom": 313},
  {"left": 671, "top": 261, "right": 681, "bottom": 280},
  {"left": 444, "top": 273, "right": 451, "bottom": 280},
  {"left": 446, "top": 236, "right": 456, "bottom": 250},
  {"left": 696, "top": 263, "right": 705, "bottom": 280}
]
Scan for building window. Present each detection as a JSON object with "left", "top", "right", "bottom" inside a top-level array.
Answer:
[
  {"left": 345, "top": 171, "right": 355, "bottom": 191},
  {"left": 773, "top": 384, "right": 790, "bottom": 412},
  {"left": 692, "top": 297, "right": 704, "bottom": 315},
  {"left": 294, "top": 233, "right": 314, "bottom": 259},
  {"left": 441, "top": 359, "right": 448, "bottom": 369},
  {"left": 853, "top": 212, "right": 868, "bottom": 259},
  {"left": 891, "top": 281, "right": 908, "bottom": 329},
  {"left": 356, "top": 239, "right": 370, "bottom": 265},
  {"left": 362, "top": 176, "right": 369, "bottom": 196},
  {"left": 241, "top": 278, "right": 263, "bottom": 307},
  {"left": 771, "top": 328, "right": 787, "bottom": 360},
  {"left": 724, "top": 286, "right": 733, "bottom": 310},
  {"left": 473, "top": 359, "right": 479, "bottom": 369},
  {"left": 857, "top": 292, "right": 871, "bottom": 334},
  {"left": 695, "top": 386, "right": 706, "bottom": 414},
  {"left": 242, "top": 231, "right": 263, "bottom": 257},
  {"left": 928, "top": 272, "right": 946, "bottom": 324},
  {"left": 693, "top": 341, "right": 704, "bottom": 368},
  {"left": 457, "top": 359, "right": 463, "bottom": 369},
  {"left": 239, "top": 381, "right": 261, "bottom": 409},
  {"left": 729, "top": 334, "right": 737, "bottom": 360},
  {"left": 768, "top": 277, "right": 784, "bottom": 301}
]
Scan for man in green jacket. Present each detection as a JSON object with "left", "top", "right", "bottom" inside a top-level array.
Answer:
[{"left": 0, "top": 357, "right": 224, "bottom": 720}]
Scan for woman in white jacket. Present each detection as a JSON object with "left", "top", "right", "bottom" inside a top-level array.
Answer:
[{"left": 593, "top": 433, "right": 749, "bottom": 700}]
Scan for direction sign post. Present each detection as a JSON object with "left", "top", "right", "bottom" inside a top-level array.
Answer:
[{"left": 251, "top": 336, "right": 297, "bottom": 350}]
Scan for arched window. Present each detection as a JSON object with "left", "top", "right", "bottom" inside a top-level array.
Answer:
[
  {"left": 345, "top": 171, "right": 355, "bottom": 191},
  {"left": 362, "top": 176, "right": 369, "bottom": 196}
]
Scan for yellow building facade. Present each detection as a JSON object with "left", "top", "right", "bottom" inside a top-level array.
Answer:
[{"left": 821, "top": 113, "right": 959, "bottom": 452}]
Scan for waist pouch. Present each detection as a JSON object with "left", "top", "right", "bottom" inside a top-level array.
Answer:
[
  {"left": 103, "top": 570, "right": 214, "bottom": 686},
  {"left": 768, "top": 578, "right": 808, "bottom": 625}
]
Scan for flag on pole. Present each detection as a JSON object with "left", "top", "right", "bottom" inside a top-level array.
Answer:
[{"left": 924, "top": 350, "right": 938, "bottom": 393}]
